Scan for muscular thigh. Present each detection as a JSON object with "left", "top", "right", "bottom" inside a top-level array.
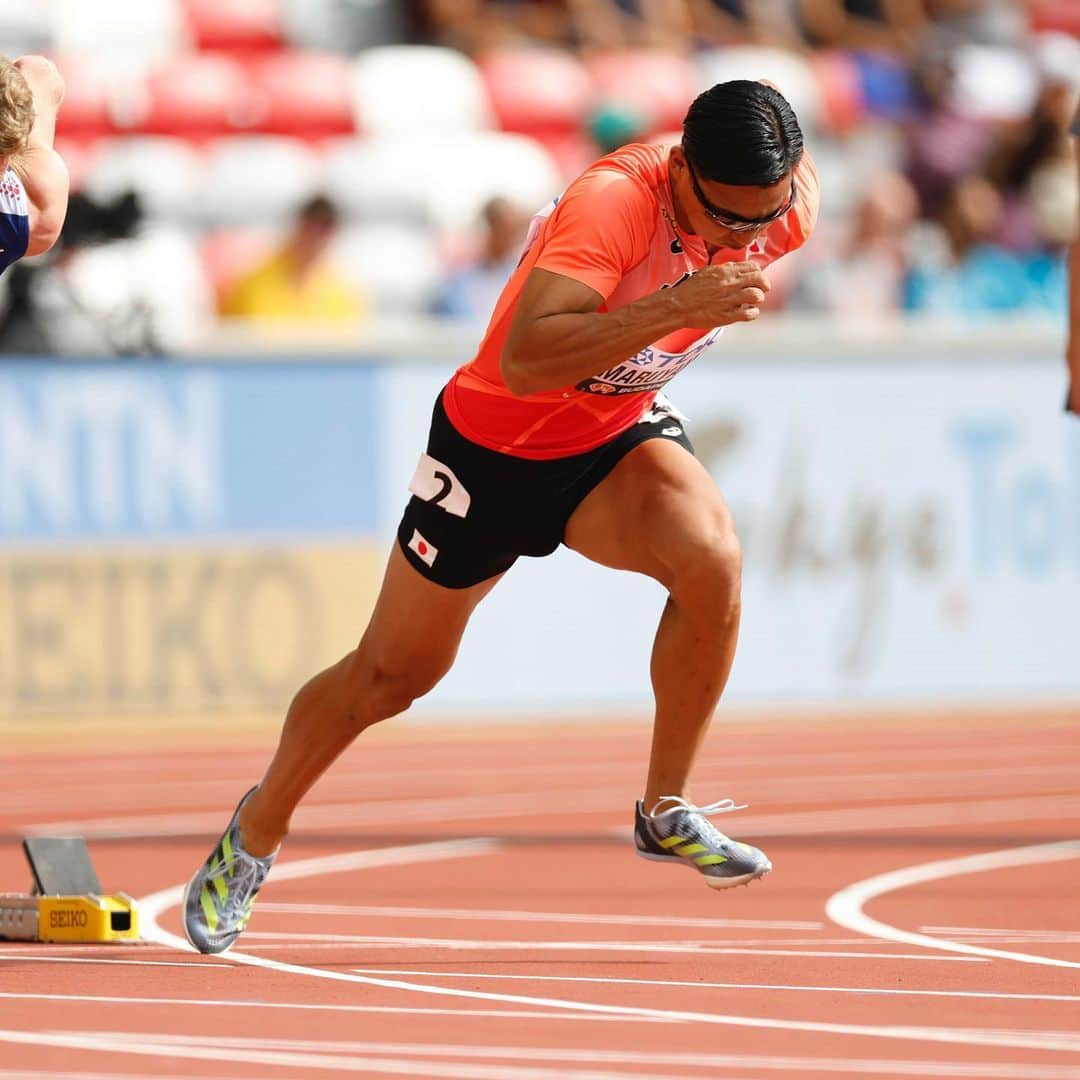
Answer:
[{"left": 563, "top": 437, "right": 737, "bottom": 586}]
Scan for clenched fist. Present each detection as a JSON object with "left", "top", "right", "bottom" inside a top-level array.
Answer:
[{"left": 668, "top": 260, "right": 771, "bottom": 329}]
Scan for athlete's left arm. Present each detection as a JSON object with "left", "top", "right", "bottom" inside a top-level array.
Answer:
[{"left": 9, "top": 56, "right": 69, "bottom": 257}]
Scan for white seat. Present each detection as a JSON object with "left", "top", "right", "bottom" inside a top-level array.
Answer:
[
  {"left": 84, "top": 137, "right": 203, "bottom": 222},
  {"left": 696, "top": 47, "right": 822, "bottom": 133},
  {"left": 423, "top": 132, "right": 562, "bottom": 232},
  {"left": 332, "top": 222, "right": 441, "bottom": 314},
  {"left": 322, "top": 137, "right": 435, "bottom": 225},
  {"left": 196, "top": 137, "right": 323, "bottom": 226},
  {"left": 0, "top": 0, "right": 53, "bottom": 54},
  {"left": 324, "top": 132, "right": 561, "bottom": 233},
  {"left": 280, "top": 0, "right": 407, "bottom": 51},
  {"left": 351, "top": 46, "right": 493, "bottom": 136},
  {"left": 48, "top": 0, "right": 190, "bottom": 75}
]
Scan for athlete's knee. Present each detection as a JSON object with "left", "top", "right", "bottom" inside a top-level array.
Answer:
[
  {"left": 667, "top": 510, "right": 742, "bottom": 623},
  {"left": 344, "top": 644, "right": 456, "bottom": 730}
]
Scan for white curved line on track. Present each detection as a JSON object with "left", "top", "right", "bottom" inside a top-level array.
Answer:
[
  {"left": 138, "top": 840, "right": 1080, "bottom": 1054},
  {"left": 826, "top": 840, "right": 1080, "bottom": 969}
]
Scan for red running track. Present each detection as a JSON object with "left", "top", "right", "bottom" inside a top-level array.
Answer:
[{"left": 1, "top": 709, "right": 1079, "bottom": 1079}]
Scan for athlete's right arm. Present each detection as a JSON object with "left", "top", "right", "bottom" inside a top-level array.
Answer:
[
  {"left": 501, "top": 263, "right": 768, "bottom": 397},
  {"left": 9, "top": 55, "right": 69, "bottom": 258}
]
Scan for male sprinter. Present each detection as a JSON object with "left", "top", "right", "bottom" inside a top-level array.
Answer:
[
  {"left": 0, "top": 55, "right": 68, "bottom": 273},
  {"left": 184, "top": 80, "right": 820, "bottom": 954}
]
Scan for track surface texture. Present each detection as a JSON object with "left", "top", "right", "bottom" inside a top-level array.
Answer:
[{"left": 1, "top": 708, "right": 1078, "bottom": 1079}]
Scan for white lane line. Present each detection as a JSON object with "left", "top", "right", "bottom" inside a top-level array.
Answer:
[
  {"left": 349, "top": 968, "right": 1080, "bottom": 1003},
  {"left": 256, "top": 903, "right": 824, "bottom": 931},
  {"left": 827, "top": 840, "right": 1080, "bottom": 970},
  {"left": 0, "top": 1030, "right": 685, "bottom": 1080},
  {"left": 141, "top": 851, "right": 1079, "bottom": 1054},
  {"left": 0, "top": 992, "right": 654, "bottom": 1024},
  {"left": 6, "top": 1032, "right": 1080, "bottom": 1080},
  {"left": 237, "top": 932, "right": 984, "bottom": 962},
  {"left": 0, "top": 955, "right": 231, "bottom": 969},
  {"left": 919, "top": 927, "right": 1080, "bottom": 944}
]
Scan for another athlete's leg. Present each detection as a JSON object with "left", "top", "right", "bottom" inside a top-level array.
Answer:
[
  {"left": 238, "top": 544, "right": 502, "bottom": 856},
  {"left": 564, "top": 438, "right": 741, "bottom": 812}
]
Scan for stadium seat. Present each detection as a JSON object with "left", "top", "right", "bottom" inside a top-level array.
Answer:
[
  {"left": 324, "top": 132, "right": 561, "bottom": 233},
  {"left": 332, "top": 222, "right": 442, "bottom": 314},
  {"left": 247, "top": 51, "right": 355, "bottom": 137},
  {"left": 696, "top": 47, "right": 822, "bottom": 133},
  {"left": 322, "top": 138, "right": 440, "bottom": 225},
  {"left": 425, "top": 132, "right": 563, "bottom": 232},
  {"left": 0, "top": 0, "right": 52, "bottom": 56},
  {"left": 281, "top": 0, "right": 411, "bottom": 53},
  {"left": 850, "top": 52, "right": 915, "bottom": 122},
  {"left": 136, "top": 53, "right": 261, "bottom": 137},
  {"left": 48, "top": 0, "right": 191, "bottom": 74},
  {"left": 1029, "top": 0, "right": 1080, "bottom": 36},
  {"left": 52, "top": 55, "right": 115, "bottom": 138},
  {"left": 351, "top": 46, "right": 493, "bottom": 135},
  {"left": 196, "top": 136, "right": 322, "bottom": 225},
  {"left": 84, "top": 137, "right": 203, "bottom": 222},
  {"left": 479, "top": 48, "right": 591, "bottom": 136},
  {"left": 810, "top": 51, "right": 866, "bottom": 135},
  {"left": 180, "top": 0, "right": 285, "bottom": 53},
  {"left": 586, "top": 50, "right": 697, "bottom": 136}
]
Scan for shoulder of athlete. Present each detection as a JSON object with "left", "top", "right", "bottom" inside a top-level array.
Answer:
[{"left": 10, "top": 148, "right": 69, "bottom": 257}]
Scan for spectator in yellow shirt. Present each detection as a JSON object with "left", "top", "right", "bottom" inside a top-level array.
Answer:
[{"left": 220, "top": 195, "right": 364, "bottom": 323}]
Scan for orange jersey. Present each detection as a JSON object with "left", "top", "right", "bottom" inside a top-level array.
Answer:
[{"left": 445, "top": 142, "right": 820, "bottom": 459}]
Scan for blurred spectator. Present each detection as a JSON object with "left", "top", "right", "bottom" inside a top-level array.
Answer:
[
  {"left": 432, "top": 196, "right": 530, "bottom": 322},
  {"left": 419, "top": 0, "right": 694, "bottom": 53},
  {"left": 795, "top": 0, "right": 928, "bottom": 55},
  {"left": 219, "top": 194, "right": 364, "bottom": 324},
  {"left": 904, "top": 175, "right": 1066, "bottom": 316},
  {"left": 687, "top": 0, "right": 806, "bottom": 49},
  {"left": 789, "top": 169, "right": 919, "bottom": 315}
]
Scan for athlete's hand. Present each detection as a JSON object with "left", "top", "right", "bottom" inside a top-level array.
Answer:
[{"left": 669, "top": 261, "right": 771, "bottom": 329}]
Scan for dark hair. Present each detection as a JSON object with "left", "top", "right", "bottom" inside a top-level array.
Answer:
[
  {"left": 682, "top": 80, "right": 803, "bottom": 186},
  {"left": 298, "top": 194, "right": 340, "bottom": 227}
]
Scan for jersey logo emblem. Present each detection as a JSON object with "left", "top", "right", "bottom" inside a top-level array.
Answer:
[
  {"left": 408, "top": 528, "right": 438, "bottom": 567},
  {"left": 661, "top": 426, "right": 682, "bottom": 437}
]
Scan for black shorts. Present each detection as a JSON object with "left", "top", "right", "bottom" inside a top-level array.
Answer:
[{"left": 396, "top": 389, "right": 695, "bottom": 588}]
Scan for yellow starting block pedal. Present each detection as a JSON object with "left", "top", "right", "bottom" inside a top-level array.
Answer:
[{"left": 0, "top": 837, "right": 140, "bottom": 943}]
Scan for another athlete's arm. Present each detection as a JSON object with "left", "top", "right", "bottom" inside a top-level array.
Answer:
[
  {"left": 501, "top": 262, "right": 768, "bottom": 397},
  {"left": 9, "top": 55, "right": 68, "bottom": 257}
]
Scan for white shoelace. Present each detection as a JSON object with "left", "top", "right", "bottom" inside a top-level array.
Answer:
[{"left": 649, "top": 795, "right": 749, "bottom": 847}]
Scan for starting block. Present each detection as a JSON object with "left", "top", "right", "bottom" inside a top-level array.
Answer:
[{"left": 0, "top": 837, "right": 140, "bottom": 943}]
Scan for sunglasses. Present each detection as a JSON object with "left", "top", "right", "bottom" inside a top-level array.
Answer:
[{"left": 683, "top": 151, "right": 796, "bottom": 233}]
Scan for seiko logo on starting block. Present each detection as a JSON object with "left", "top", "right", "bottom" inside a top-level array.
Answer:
[{"left": 48, "top": 909, "right": 89, "bottom": 929}]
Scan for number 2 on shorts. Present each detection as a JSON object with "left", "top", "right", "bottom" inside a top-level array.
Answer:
[{"left": 408, "top": 453, "right": 472, "bottom": 518}]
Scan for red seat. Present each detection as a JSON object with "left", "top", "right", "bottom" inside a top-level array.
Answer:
[
  {"left": 52, "top": 54, "right": 115, "bottom": 137},
  {"left": 586, "top": 50, "right": 697, "bottom": 136},
  {"left": 1029, "top": 0, "right": 1080, "bottom": 35},
  {"left": 810, "top": 51, "right": 865, "bottom": 135},
  {"left": 248, "top": 51, "right": 355, "bottom": 136},
  {"left": 180, "top": 0, "right": 284, "bottom": 52},
  {"left": 136, "top": 53, "right": 261, "bottom": 137},
  {"left": 479, "top": 48, "right": 591, "bottom": 136}
]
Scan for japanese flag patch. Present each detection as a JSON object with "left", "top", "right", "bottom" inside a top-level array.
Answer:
[{"left": 408, "top": 528, "right": 438, "bottom": 567}]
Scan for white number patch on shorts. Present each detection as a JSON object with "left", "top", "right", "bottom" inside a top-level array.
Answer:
[{"left": 408, "top": 453, "right": 471, "bottom": 519}]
